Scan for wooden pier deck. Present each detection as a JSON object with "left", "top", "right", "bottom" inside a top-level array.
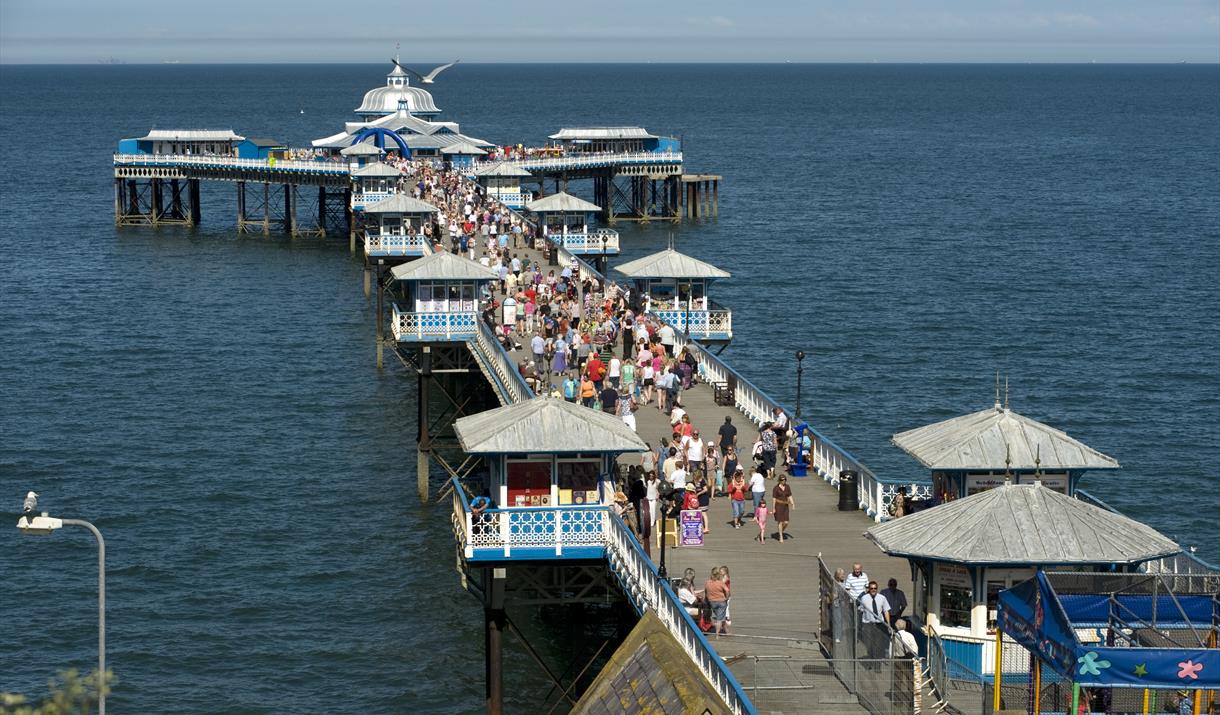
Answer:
[{"left": 484, "top": 241, "right": 913, "bottom": 712}]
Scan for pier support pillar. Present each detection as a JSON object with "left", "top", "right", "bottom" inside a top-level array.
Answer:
[
  {"left": 374, "top": 263, "right": 384, "bottom": 369},
  {"left": 189, "top": 179, "right": 201, "bottom": 225},
  {"left": 417, "top": 448, "right": 430, "bottom": 503},
  {"left": 150, "top": 178, "right": 164, "bottom": 225},
  {"left": 363, "top": 267, "right": 371, "bottom": 298},
  {"left": 262, "top": 183, "right": 271, "bottom": 235},
  {"left": 417, "top": 347, "right": 432, "bottom": 502},
  {"left": 317, "top": 187, "right": 327, "bottom": 236},
  {"left": 284, "top": 183, "right": 296, "bottom": 235},
  {"left": 484, "top": 568, "right": 506, "bottom": 715}
]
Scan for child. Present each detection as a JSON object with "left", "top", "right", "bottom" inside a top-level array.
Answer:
[{"left": 755, "top": 497, "right": 769, "bottom": 545}]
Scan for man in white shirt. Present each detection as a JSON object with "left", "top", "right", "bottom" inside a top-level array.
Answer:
[
  {"left": 608, "top": 356, "right": 621, "bottom": 389},
  {"left": 658, "top": 323, "right": 676, "bottom": 352},
  {"left": 858, "top": 581, "right": 891, "bottom": 664},
  {"left": 685, "top": 435, "right": 705, "bottom": 481},
  {"left": 669, "top": 404, "right": 686, "bottom": 426},
  {"left": 843, "top": 563, "right": 869, "bottom": 601},
  {"left": 748, "top": 467, "right": 766, "bottom": 516},
  {"left": 670, "top": 461, "right": 688, "bottom": 495}
]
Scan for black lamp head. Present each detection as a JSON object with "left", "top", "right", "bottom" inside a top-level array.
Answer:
[{"left": 796, "top": 350, "right": 805, "bottom": 361}]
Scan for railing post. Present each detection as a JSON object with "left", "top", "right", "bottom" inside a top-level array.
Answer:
[{"left": 555, "top": 509, "right": 563, "bottom": 556}]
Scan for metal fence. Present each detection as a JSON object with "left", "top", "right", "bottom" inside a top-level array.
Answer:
[{"left": 818, "top": 557, "right": 920, "bottom": 715}]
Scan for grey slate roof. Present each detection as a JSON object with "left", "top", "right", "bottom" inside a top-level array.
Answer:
[
  {"left": 526, "top": 192, "right": 602, "bottom": 214},
  {"left": 363, "top": 194, "right": 440, "bottom": 214},
  {"left": 339, "top": 142, "right": 385, "bottom": 156},
  {"left": 350, "top": 161, "right": 402, "bottom": 178},
  {"left": 474, "top": 162, "right": 532, "bottom": 178},
  {"left": 613, "top": 249, "right": 731, "bottom": 280},
  {"left": 389, "top": 252, "right": 499, "bottom": 282},
  {"left": 549, "top": 127, "right": 657, "bottom": 140},
  {"left": 892, "top": 404, "right": 1120, "bottom": 471},
  {"left": 139, "top": 129, "right": 244, "bottom": 142},
  {"left": 864, "top": 484, "right": 1179, "bottom": 566},
  {"left": 454, "top": 397, "right": 648, "bottom": 454},
  {"left": 440, "top": 141, "right": 487, "bottom": 155}
]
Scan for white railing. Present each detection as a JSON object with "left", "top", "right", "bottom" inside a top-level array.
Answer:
[
  {"left": 364, "top": 232, "right": 427, "bottom": 256},
  {"left": 113, "top": 153, "right": 349, "bottom": 175},
  {"left": 391, "top": 306, "right": 478, "bottom": 341},
  {"left": 651, "top": 307, "right": 732, "bottom": 340},
  {"left": 486, "top": 190, "right": 533, "bottom": 207},
  {"left": 500, "top": 151, "right": 684, "bottom": 173},
  {"left": 471, "top": 319, "right": 533, "bottom": 404},
  {"left": 547, "top": 228, "right": 620, "bottom": 254},
  {"left": 603, "top": 509, "right": 756, "bottom": 715},
  {"left": 858, "top": 474, "right": 934, "bottom": 522},
  {"left": 351, "top": 191, "right": 394, "bottom": 208},
  {"left": 451, "top": 487, "right": 609, "bottom": 558}
]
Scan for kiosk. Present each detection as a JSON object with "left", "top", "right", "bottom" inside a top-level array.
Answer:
[
  {"left": 349, "top": 161, "right": 402, "bottom": 211},
  {"left": 473, "top": 162, "right": 533, "bottom": 209},
  {"left": 613, "top": 248, "right": 732, "bottom": 342},
  {"left": 388, "top": 252, "right": 497, "bottom": 341},
  {"left": 525, "top": 192, "right": 619, "bottom": 268},
  {"left": 362, "top": 194, "right": 439, "bottom": 259}
]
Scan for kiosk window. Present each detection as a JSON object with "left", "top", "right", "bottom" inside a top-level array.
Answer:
[
  {"left": 507, "top": 460, "right": 551, "bottom": 507},
  {"left": 557, "top": 461, "right": 600, "bottom": 505},
  {"left": 940, "top": 586, "right": 973, "bottom": 628}
]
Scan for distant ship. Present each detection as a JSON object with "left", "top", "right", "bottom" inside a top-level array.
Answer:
[{"left": 97, "top": 57, "right": 126, "bottom": 65}]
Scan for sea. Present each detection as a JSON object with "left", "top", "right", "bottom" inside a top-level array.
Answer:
[{"left": 1, "top": 63, "right": 1217, "bottom": 712}]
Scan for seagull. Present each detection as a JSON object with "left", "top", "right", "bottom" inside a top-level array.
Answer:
[
  {"left": 392, "top": 58, "right": 459, "bottom": 84},
  {"left": 23, "top": 491, "right": 38, "bottom": 522}
]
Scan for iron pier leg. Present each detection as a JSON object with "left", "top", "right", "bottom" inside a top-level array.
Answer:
[
  {"left": 363, "top": 266, "right": 371, "bottom": 298},
  {"left": 284, "top": 183, "right": 295, "bottom": 235},
  {"left": 317, "top": 186, "right": 327, "bottom": 236},
  {"left": 113, "top": 179, "right": 121, "bottom": 225},
  {"left": 417, "top": 348, "right": 431, "bottom": 502},
  {"left": 151, "top": 178, "right": 163, "bottom": 225},
  {"left": 189, "top": 179, "right": 201, "bottom": 225},
  {"left": 484, "top": 568, "right": 506, "bottom": 715},
  {"left": 262, "top": 182, "right": 270, "bottom": 235},
  {"left": 375, "top": 263, "right": 384, "bottom": 369}
]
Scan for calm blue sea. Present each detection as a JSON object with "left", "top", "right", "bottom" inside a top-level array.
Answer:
[{"left": 1, "top": 63, "right": 1217, "bottom": 712}]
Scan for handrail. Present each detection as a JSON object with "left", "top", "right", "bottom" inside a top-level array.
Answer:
[
  {"left": 113, "top": 153, "right": 349, "bottom": 174},
  {"left": 1076, "top": 488, "right": 1220, "bottom": 574},
  {"left": 499, "top": 150, "right": 684, "bottom": 172},
  {"left": 472, "top": 319, "right": 533, "bottom": 404}
]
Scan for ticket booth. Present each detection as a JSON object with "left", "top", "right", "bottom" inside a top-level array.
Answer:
[
  {"left": 350, "top": 161, "right": 402, "bottom": 211},
  {"left": 474, "top": 162, "right": 533, "bottom": 209},
  {"left": 388, "top": 252, "right": 497, "bottom": 341},
  {"left": 452, "top": 397, "right": 648, "bottom": 561},
  {"left": 891, "top": 400, "right": 1121, "bottom": 507},
  {"left": 340, "top": 141, "right": 385, "bottom": 168},
  {"left": 526, "top": 192, "right": 619, "bottom": 265},
  {"left": 362, "top": 194, "right": 439, "bottom": 259},
  {"left": 440, "top": 141, "right": 486, "bottom": 169},
  {"left": 865, "top": 482, "right": 1180, "bottom": 676},
  {"left": 613, "top": 248, "right": 733, "bottom": 342}
]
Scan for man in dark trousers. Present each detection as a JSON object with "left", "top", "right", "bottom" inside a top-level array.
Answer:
[
  {"left": 718, "top": 416, "right": 738, "bottom": 452},
  {"left": 881, "top": 578, "right": 908, "bottom": 627}
]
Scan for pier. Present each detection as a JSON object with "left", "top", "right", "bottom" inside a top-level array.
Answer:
[{"left": 108, "top": 63, "right": 1216, "bottom": 715}]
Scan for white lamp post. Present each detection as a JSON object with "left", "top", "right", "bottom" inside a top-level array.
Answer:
[{"left": 18, "top": 505, "right": 106, "bottom": 715}]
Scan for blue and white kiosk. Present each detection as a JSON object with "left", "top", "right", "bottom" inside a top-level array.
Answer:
[
  {"left": 362, "top": 194, "right": 440, "bottom": 260},
  {"left": 388, "top": 252, "right": 497, "bottom": 342},
  {"left": 525, "top": 192, "right": 619, "bottom": 271},
  {"left": 473, "top": 162, "right": 533, "bottom": 209},
  {"left": 440, "top": 141, "right": 486, "bottom": 169},
  {"left": 613, "top": 248, "right": 732, "bottom": 343},
  {"left": 349, "top": 161, "right": 402, "bottom": 211},
  {"left": 339, "top": 141, "right": 385, "bottom": 169}
]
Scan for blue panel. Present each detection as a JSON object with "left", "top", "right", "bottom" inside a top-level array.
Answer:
[
  {"left": 117, "top": 138, "right": 139, "bottom": 154},
  {"left": 467, "top": 545, "right": 606, "bottom": 563}
]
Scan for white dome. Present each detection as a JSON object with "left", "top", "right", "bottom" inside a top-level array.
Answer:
[{"left": 355, "top": 63, "right": 440, "bottom": 117}]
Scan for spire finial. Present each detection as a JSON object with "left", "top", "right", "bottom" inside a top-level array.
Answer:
[
  {"left": 1034, "top": 445, "right": 1042, "bottom": 485},
  {"left": 1004, "top": 376, "right": 1010, "bottom": 411},
  {"left": 395, "top": 42, "right": 400, "bottom": 64},
  {"left": 1003, "top": 443, "right": 1012, "bottom": 485},
  {"left": 994, "top": 371, "right": 1001, "bottom": 409},
  {"left": 668, "top": 232, "right": 675, "bottom": 251}
]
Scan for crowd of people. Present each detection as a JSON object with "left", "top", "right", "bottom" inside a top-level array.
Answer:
[{"left": 831, "top": 562, "right": 917, "bottom": 661}]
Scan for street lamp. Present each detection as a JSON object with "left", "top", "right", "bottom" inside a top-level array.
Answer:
[
  {"left": 656, "top": 480, "right": 675, "bottom": 579},
  {"left": 18, "top": 503, "right": 107, "bottom": 715},
  {"left": 795, "top": 350, "right": 806, "bottom": 420},
  {"left": 600, "top": 232, "right": 608, "bottom": 274}
]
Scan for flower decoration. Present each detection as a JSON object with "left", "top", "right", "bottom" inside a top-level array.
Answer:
[
  {"left": 1077, "top": 651, "right": 1111, "bottom": 677},
  {"left": 1178, "top": 660, "right": 1203, "bottom": 680}
]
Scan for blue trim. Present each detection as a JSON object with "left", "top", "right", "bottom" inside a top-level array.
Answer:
[{"left": 467, "top": 545, "right": 606, "bottom": 562}]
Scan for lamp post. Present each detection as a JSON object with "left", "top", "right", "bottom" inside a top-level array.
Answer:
[
  {"left": 656, "top": 480, "right": 674, "bottom": 579},
  {"left": 600, "top": 232, "right": 608, "bottom": 275},
  {"left": 18, "top": 506, "right": 106, "bottom": 715},
  {"left": 795, "top": 350, "right": 805, "bottom": 420}
]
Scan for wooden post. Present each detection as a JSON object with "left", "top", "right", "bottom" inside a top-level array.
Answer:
[{"left": 713, "top": 179, "right": 719, "bottom": 217}]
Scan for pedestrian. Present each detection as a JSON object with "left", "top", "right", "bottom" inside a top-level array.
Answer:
[
  {"left": 693, "top": 468, "right": 710, "bottom": 533},
  {"left": 748, "top": 462, "right": 766, "bottom": 516},
  {"left": 728, "top": 468, "right": 747, "bottom": 528},
  {"left": 704, "top": 566, "right": 730, "bottom": 638},
  {"left": 754, "top": 496, "right": 769, "bottom": 544},
  {"left": 759, "top": 422, "right": 778, "bottom": 478},
  {"left": 844, "top": 563, "right": 869, "bottom": 601},
  {"left": 718, "top": 415, "right": 738, "bottom": 452},
  {"left": 618, "top": 390, "right": 637, "bottom": 432},
  {"left": 858, "top": 581, "right": 891, "bottom": 664},
  {"left": 881, "top": 578, "right": 908, "bottom": 625},
  {"left": 772, "top": 474, "right": 794, "bottom": 543},
  {"left": 705, "top": 441, "right": 722, "bottom": 500}
]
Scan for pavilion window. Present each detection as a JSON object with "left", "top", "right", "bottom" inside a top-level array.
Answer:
[
  {"left": 939, "top": 586, "right": 973, "bottom": 629},
  {"left": 557, "top": 460, "right": 600, "bottom": 505},
  {"left": 506, "top": 458, "right": 552, "bottom": 507}
]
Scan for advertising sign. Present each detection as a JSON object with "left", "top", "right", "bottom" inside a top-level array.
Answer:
[{"left": 679, "top": 509, "right": 704, "bottom": 546}]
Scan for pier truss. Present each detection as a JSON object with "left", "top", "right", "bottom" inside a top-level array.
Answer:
[{"left": 522, "top": 164, "right": 718, "bottom": 224}]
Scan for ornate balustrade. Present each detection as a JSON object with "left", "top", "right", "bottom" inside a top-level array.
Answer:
[
  {"left": 364, "top": 232, "right": 427, "bottom": 256},
  {"left": 113, "top": 153, "right": 349, "bottom": 175},
  {"left": 351, "top": 191, "right": 394, "bottom": 209},
  {"left": 503, "top": 151, "right": 683, "bottom": 173},
  {"left": 391, "top": 305, "right": 478, "bottom": 341},
  {"left": 651, "top": 306, "right": 732, "bottom": 340},
  {"left": 547, "top": 228, "right": 620, "bottom": 255}
]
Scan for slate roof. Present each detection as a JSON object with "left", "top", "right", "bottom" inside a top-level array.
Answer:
[
  {"left": 550, "top": 127, "right": 658, "bottom": 140},
  {"left": 440, "top": 141, "right": 487, "bottom": 155},
  {"left": 474, "top": 162, "right": 532, "bottom": 178},
  {"left": 139, "top": 129, "right": 244, "bottom": 142},
  {"left": 892, "top": 404, "right": 1120, "bottom": 471},
  {"left": 526, "top": 192, "right": 602, "bottom": 214},
  {"left": 350, "top": 161, "right": 402, "bottom": 178},
  {"left": 864, "top": 484, "right": 1180, "bottom": 566},
  {"left": 363, "top": 194, "right": 439, "bottom": 214},
  {"left": 389, "top": 252, "right": 499, "bottom": 282},
  {"left": 339, "top": 142, "right": 384, "bottom": 156},
  {"left": 613, "top": 249, "right": 731, "bottom": 280},
  {"left": 454, "top": 397, "right": 647, "bottom": 454},
  {"left": 571, "top": 612, "right": 731, "bottom": 715}
]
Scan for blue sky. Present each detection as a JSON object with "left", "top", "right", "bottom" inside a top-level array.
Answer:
[{"left": 2, "top": 0, "right": 1218, "bottom": 63}]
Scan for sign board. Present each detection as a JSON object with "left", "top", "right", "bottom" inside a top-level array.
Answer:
[
  {"left": 939, "top": 563, "right": 972, "bottom": 589},
  {"left": 679, "top": 510, "right": 704, "bottom": 546}
]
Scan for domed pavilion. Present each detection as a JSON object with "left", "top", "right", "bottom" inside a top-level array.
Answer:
[{"left": 353, "top": 61, "right": 441, "bottom": 120}]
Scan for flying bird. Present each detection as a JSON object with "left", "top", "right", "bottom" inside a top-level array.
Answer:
[
  {"left": 23, "top": 491, "right": 38, "bottom": 522},
  {"left": 392, "top": 58, "right": 459, "bottom": 84}
]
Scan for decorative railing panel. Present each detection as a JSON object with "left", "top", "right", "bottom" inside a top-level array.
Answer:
[
  {"left": 391, "top": 305, "right": 478, "bottom": 341},
  {"left": 113, "top": 153, "right": 349, "bottom": 175},
  {"left": 364, "top": 233, "right": 427, "bottom": 256},
  {"left": 651, "top": 308, "right": 732, "bottom": 340},
  {"left": 486, "top": 190, "right": 533, "bottom": 207},
  {"left": 546, "top": 228, "right": 620, "bottom": 254},
  {"left": 351, "top": 191, "right": 394, "bottom": 208},
  {"left": 504, "top": 151, "right": 683, "bottom": 173}
]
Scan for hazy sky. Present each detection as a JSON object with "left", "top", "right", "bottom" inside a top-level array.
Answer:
[{"left": 2, "top": 0, "right": 1218, "bottom": 63}]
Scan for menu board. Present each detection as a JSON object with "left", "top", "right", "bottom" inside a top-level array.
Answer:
[
  {"left": 507, "top": 461, "right": 551, "bottom": 507},
  {"left": 557, "top": 461, "right": 600, "bottom": 504}
]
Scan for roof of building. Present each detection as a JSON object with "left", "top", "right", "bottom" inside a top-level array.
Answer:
[
  {"left": 454, "top": 397, "right": 648, "bottom": 454},
  {"left": 892, "top": 403, "right": 1121, "bottom": 472},
  {"left": 440, "top": 141, "right": 487, "bottom": 155},
  {"left": 571, "top": 612, "right": 731, "bottom": 715},
  {"left": 474, "top": 162, "right": 532, "bottom": 178},
  {"left": 241, "top": 137, "right": 287, "bottom": 148},
  {"left": 339, "top": 142, "right": 385, "bottom": 156},
  {"left": 549, "top": 127, "right": 658, "bottom": 141},
  {"left": 389, "top": 251, "right": 499, "bottom": 282},
  {"left": 613, "top": 249, "right": 731, "bottom": 280},
  {"left": 139, "top": 129, "right": 244, "bottom": 142},
  {"left": 354, "top": 65, "right": 440, "bottom": 115},
  {"left": 350, "top": 161, "right": 402, "bottom": 178},
  {"left": 525, "top": 192, "right": 602, "bottom": 214},
  {"left": 864, "top": 483, "right": 1179, "bottom": 566},
  {"left": 364, "top": 194, "right": 440, "bottom": 214}
]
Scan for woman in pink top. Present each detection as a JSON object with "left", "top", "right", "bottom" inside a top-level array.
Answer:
[{"left": 754, "top": 497, "right": 769, "bottom": 545}]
